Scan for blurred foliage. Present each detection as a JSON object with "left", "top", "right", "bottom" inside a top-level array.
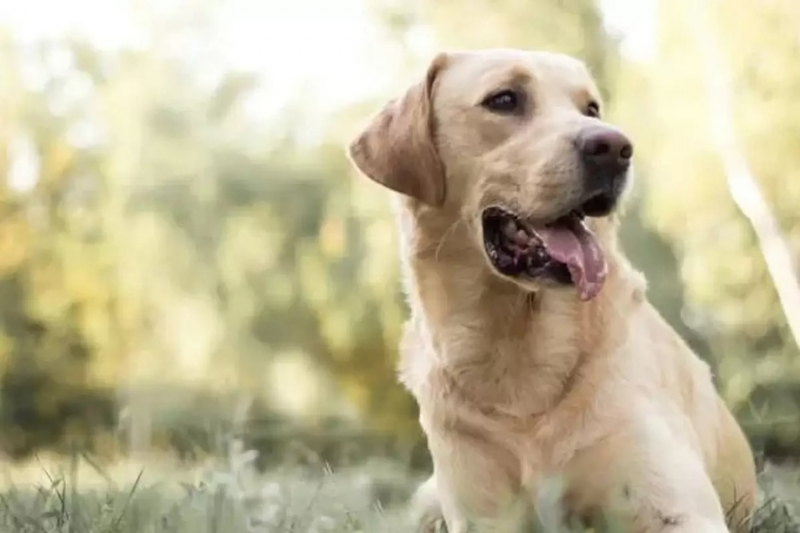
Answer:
[
  {"left": 612, "top": 0, "right": 800, "bottom": 456},
  {"left": 0, "top": 0, "right": 796, "bottom": 465}
]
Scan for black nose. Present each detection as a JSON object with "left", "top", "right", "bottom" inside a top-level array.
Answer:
[{"left": 576, "top": 124, "right": 633, "bottom": 176}]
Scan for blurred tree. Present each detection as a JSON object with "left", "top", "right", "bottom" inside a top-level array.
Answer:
[
  {"left": 8, "top": 0, "right": 791, "bottom": 467},
  {"left": 0, "top": 35, "right": 123, "bottom": 457},
  {"left": 688, "top": 0, "right": 800, "bottom": 350},
  {"left": 0, "top": 0, "right": 422, "bottom": 458},
  {"left": 613, "top": 0, "right": 800, "bottom": 456}
]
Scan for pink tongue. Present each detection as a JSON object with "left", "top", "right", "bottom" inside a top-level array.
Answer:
[{"left": 536, "top": 219, "right": 607, "bottom": 301}]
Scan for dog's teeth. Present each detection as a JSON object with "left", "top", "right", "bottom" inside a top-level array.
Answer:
[{"left": 502, "top": 221, "right": 518, "bottom": 239}]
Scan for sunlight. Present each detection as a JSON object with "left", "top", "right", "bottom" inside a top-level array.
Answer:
[{"left": 600, "top": 0, "right": 658, "bottom": 62}]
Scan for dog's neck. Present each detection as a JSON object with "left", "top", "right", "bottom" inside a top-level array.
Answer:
[{"left": 396, "top": 198, "right": 645, "bottom": 418}]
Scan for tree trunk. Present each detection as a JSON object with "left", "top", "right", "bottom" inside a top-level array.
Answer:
[{"left": 686, "top": 0, "right": 800, "bottom": 350}]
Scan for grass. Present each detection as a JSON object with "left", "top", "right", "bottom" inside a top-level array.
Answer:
[
  {"left": 0, "top": 465, "right": 413, "bottom": 532},
  {"left": 0, "top": 442, "right": 797, "bottom": 532},
  {"left": 0, "top": 439, "right": 421, "bottom": 533}
]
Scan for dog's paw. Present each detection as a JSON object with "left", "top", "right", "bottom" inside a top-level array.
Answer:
[
  {"left": 414, "top": 506, "right": 448, "bottom": 533},
  {"left": 410, "top": 476, "right": 446, "bottom": 532},
  {"left": 419, "top": 516, "right": 448, "bottom": 533}
]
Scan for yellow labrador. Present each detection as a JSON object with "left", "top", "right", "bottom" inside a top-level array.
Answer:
[{"left": 346, "top": 48, "right": 756, "bottom": 532}]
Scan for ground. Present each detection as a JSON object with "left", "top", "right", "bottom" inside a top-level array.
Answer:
[{"left": 0, "top": 444, "right": 797, "bottom": 532}]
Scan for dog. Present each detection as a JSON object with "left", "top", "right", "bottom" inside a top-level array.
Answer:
[{"left": 346, "top": 48, "right": 757, "bottom": 532}]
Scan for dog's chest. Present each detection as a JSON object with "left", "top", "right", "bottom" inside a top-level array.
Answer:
[
  {"left": 439, "top": 325, "right": 582, "bottom": 416},
  {"left": 515, "top": 435, "right": 622, "bottom": 528}
]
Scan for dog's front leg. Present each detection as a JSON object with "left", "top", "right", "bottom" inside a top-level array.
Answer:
[
  {"left": 585, "top": 415, "right": 733, "bottom": 533},
  {"left": 421, "top": 427, "right": 527, "bottom": 533}
]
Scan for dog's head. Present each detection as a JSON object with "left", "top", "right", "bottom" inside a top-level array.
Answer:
[{"left": 347, "top": 49, "right": 633, "bottom": 301}]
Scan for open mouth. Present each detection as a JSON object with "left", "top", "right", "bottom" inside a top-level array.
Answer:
[{"left": 481, "top": 204, "right": 608, "bottom": 301}]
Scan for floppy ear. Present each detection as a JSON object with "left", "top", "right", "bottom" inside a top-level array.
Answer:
[{"left": 347, "top": 54, "right": 448, "bottom": 207}]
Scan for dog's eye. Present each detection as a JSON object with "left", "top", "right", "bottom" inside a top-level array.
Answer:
[
  {"left": 584, "top": 101, "right": 601, "bottom": 118},
  {"left": 481, "top": 90, "right": 521, "bottom": 114}
]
